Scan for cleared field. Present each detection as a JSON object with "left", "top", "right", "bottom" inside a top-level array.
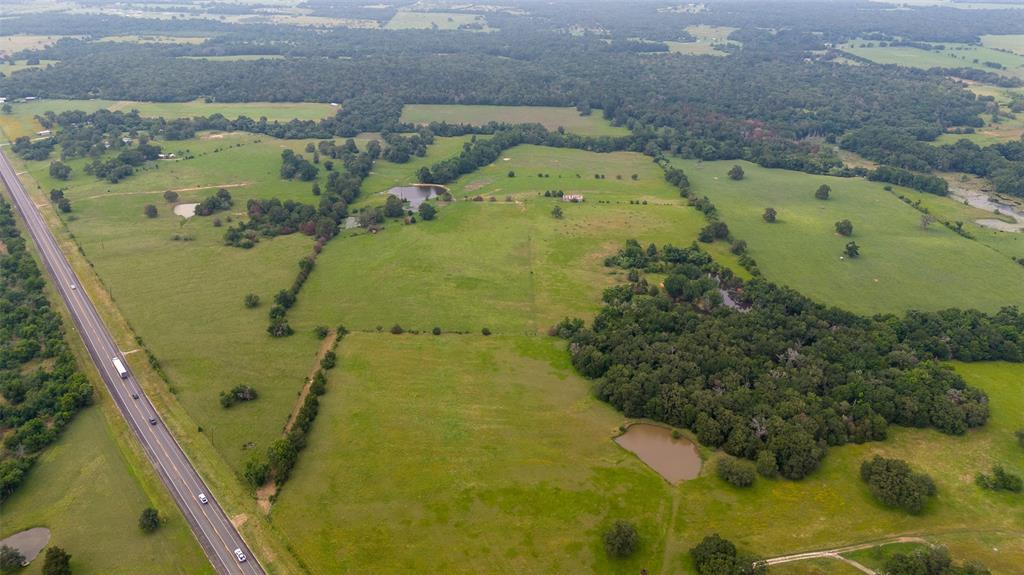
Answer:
[
  {"left": 840, "top": 40, "right": 1024, "bottom": 79},
  {"left": 179, "top": 54, "right": 285, "bottom": 61},
  {"left": 385, "top": 11, "right": 493, "bottom": 31},
  {"left": 0, "top": 99, "right": 337, "bottom": 142},
  {"left": 0, "top": 407, "right": 213, "bottom": 575},
  {"left": 1, "top": 59, "right": 59, "bottom": 74},
  {"left": 400, "top": 104, "right": 629, "bottom": 137},
  {"left": 17, "top": 132, "right": 335, "bottom": 474},
  {"left": 664, "top": 25, "right": 740, "bottom": 56},
  {"left": 672, "top": 158, "right": 1024, "bottom": 314},
  {"left": 981, "top": 34, "right": 1024, "bottom": 55},
  {"left": 97, "top": 35, "right": 209, "bottom": 45},
  {"left": 0, "top": 34, "right": 69, "bottom": 55}
]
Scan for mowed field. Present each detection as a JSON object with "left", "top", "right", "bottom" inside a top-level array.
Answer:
[
  {"left": 840, "top": 40, "right": 1024, "bottom": 79},
  {"left": 0, "top": 99, "right": 337, "bottom": 141},
  {"left": 384, "top": 11, "right": 493, "bottom": 31},
  {"left": 400, "top": 104, "right": 630, "bottom": 136},
  {"left": 0, "top": 407, "right": 213, "bottom": 575},
  {"left": 663, "top": 25, "right": 739, "bottom": 56},
  {"left": 672, "top": 159, "right": 1024, "bottom": 314}
]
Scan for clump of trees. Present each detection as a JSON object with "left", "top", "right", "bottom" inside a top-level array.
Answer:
[
  {"left": 860, "top": 455, "right": 936, "bottom": 514},
  {"left": 885, "top": 546, "right": 989, "bottom": 575},
  {"left": 563, "top": 240, "right": 1008, "bottom": 480},
  {"left": 219, "top": 384, "right": 258, "bottom": 408},
  {"left": 49, "top": 189, "right": 71, "bottom": 213},
  {"left": 835, "top": 219, "right": 853, "bottom": 236},
  {"left": 975, "top": 465, "right": 1022, "bottom": 493},
  {"left": 0, "top": 199, "right": 92, "bottom": 501},
  {"left": 49, "top": 160, "right": 72, "bottom": 180},
  {"left": 717, "top": 457, "right": 756, "bottom": 487},
  {"left": 419, "top": 202, "right": 437, "bottom": 221},
  {"left": 690, "top": 534, "right": 765, "bottom": 575},
  {"left": 602, "top": 520, "right": 639, "bottom": 558},
  {"left": 43, "top": 546, "right": 72, "bottom": 575},
  {"left": 194, "top": 188, "right": 232, "bottom": 216},
  {"left": 138, "top": 507, "right": 161, "bottom": 533},
  {"left": 280, "top": 149, "right": 319, "bottom": 181}
]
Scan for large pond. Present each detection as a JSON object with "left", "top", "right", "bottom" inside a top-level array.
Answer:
[
  {"left": 614, "top": 423, "right": 702, "bottom": 484},
  {"left": 387, "top": 185, "right": 447, "bottom": 209}
]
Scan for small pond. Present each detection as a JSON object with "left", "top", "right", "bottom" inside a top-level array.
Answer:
[
  {"left": 614, "top": 423, "right": 702, "bottom": 484},
  {"left": 387, "top": 185, "right": 447, "bottom": 209},
  {"left": 0, "top": 527, "right": 51, "bottom": 565},
  {"left": 173, "top": 203, "right": 199, "bottom": 218}
]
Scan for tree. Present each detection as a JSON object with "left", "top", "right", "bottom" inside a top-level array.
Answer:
[
  {"left": 481, "top": 327, "right": 492, "bottom": 336},
  {"left": 42, "top": 546, "right": 72, "bottom": 575},
  {"left": 139, "top": 507, "right": 161, "bottom": 533},
  {"left": 244, "top": 455, "right": 270, "bottom": 487},
  {"left": 57, "top": 198, "right": 72, "bottom": 213},
  {"left": 844, "top": 241, "right": 860, "bottom": 258},
  {"left": 49, "top": 160, "right": 72, "bottom": 180},
  {"left": 244, "top": 293, "right": 260, "bottom": 308},
  {"left": 384, "top": 195, "right": 405, "bottom": 218},
  {"left": 975, "top": 465, "right": 1023, "bottom": 492},
  {"left": 274, "top": 289, "right": 296, "bottom": 309},
  {"left": 860, "top": 455, "right": 935, "bottom": 514},
  {"left": 920, "top": 213, "right": 936, "bottom": 230},
  {"left": 432, "top": 327, "right": 442, "bottom": 335},
  {"left": 1, "top": 103, "right": 12, "bottom": 115},
  {"left": 762, "top": 207, "right": 777, "bottom": 223},
  {"left": 728, "top": 165, "right": 744, "bottom": 180},
  {"left": 551, "top": 205, "right": 564, "bottom": 219},
  {"left": 815, "top": 184, "right": 831, "bottom": 200},
  {"left": 756, "top": 451, "right": 779, "bottom": 478},
  {"left": 163, "top": 190, "right": 179, "bottom": 203},
  {"left": 717, "top": 457, "right": 756, "bottom": 487},
  {"left": 508, "top": 170, "right": 515, "bottom": 177},
  {"left": 691, "top": 534, "right": 765, "bottom": 575},
  {"left": 419, "top": 202, "right": 437, "bottom": 221},
  {"left": 312, "top": 181, "right": 321, "bottom": 196},
  {"left": 144, "top": 204, "right": 158, "bottom": 218},
  {"left": 835, "top": 219, "right": 853, "bottom": 236},
  {"left": 0, "top": 546, "right": 25, "bottom": 574},
  {"left": 602, "top": 520, "right": 639, "bottom": 558}
]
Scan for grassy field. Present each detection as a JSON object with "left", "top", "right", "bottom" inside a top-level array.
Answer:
[
  {"left": 0, "top": 99, "right": 337, "bottom": 141},
  {"left": 15, "top": 132, "right": 337, "bottom": 474},
  {"left": 0, "top": 34, "right": 69, "bottom": 55},
  {"left": 360, "top": 134, "right": 475, "bottom": 197},
  {"left": 96, "top": 35, "right": 209, "bottom": 45},
  {"left": 384, "top": 11, "right": 493, "bottom": 31},
  {"left": 1, "top": 59, "right": 59, "bottom": 74},
  {"left": 981, "top": 34, "right": 1024, "bottom": 55},
  {"left": 843, "top": 542, "right": 928, "bottom": 572},
  {"left": 179, "top": 55, "right": 286, "bottom": 61},
  {"left": 0, "top": 407, "right": 213, "bottom": 575},
  {"left": 671, "top": 158, "right": 1024, "bottom": 314},
  {"left": 664, "top": 25, "right": 740, "bottom": 56},
  {"left": 400, "top": 104, "right": 629, "bottom": 137},
  {"left": 840, "top": 40, "right": 1024, "bottom": 79}
]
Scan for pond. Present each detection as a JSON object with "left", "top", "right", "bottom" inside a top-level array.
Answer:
[
  {"left": 173, "top": 202, "right": 199, "bottom": 218},
  {"left": 614, "top": 423, "right": 702, "bottom": 484},
  {"left": 387, "top": 185, "right": 447, "bottom": 209}
]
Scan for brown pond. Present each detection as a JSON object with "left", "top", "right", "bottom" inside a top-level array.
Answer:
[{"left": 614, "top": 423, "right": 702, "bottom": 483}]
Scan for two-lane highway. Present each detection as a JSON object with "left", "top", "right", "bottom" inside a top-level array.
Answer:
[{"left": 1, "top": 149, "right": 263, "bottom": 575}]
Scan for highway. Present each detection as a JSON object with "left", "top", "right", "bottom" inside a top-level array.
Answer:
[{"left": 0, "top": 149, "right": 264, "bottom": 575}]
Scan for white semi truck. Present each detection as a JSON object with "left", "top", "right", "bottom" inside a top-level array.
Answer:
[{"left": 112, "top": 357, "right": 128, "bottom": 379}]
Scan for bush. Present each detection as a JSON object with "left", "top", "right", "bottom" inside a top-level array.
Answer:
[
  {"left": 602, "top": 520, "right": 639, "bottom": 558},
  {"left": 728, "top": 165, "right": 744, "bottom": 180},
  {"left": 42, "top": 546, "right": 72, "bottom": 575},
  {"left": 835, "top": 219, "right": 853, "bottom": 236},
  {"left": 432, "top": 327, "right": 442, "bottom": 335},
  {"left": 481, "top": 327, "right": 492, "bottom": 336},
  {"left": 267, "top": 319, "right": 293, "bottom": 337},
  {"left": 321, "top": 350, "right": 337, "bottom": 370},
  {"left": 144, "top": 204, "right": 158, "bottom": 218},
  {"left": 314, "top": 325, "right": 329, "bottom": 339},
  {"left": 815, "top": 184, "right": 831, "bottom": 200},
  {"left": 139, "top": 507, "right": 161, "bottom": 533},
  {"left": 860, "top": 455, "right": 936, "bottom": 514},
  {"left": 690, "top": 534, "right": 765, "bottom": 575},
  {"left": 762, "top": 207, "right": 777, "bottom": 223},
  {"left": 219, "top": 384, "right": 258, "bottom": 408},
  {"left": 244, "top": 293, "right": 260, "bottom": 308},
  {"left": 163, "top": 190, "right": 179, "bottom": 203},
  {"left": 243, "top": 455, "right": 270, "bottom": 488},
  {"left": 0, "top": 546, "right": 26, "bottom": 574},
  {"left": 716, "top": 457, "right": 756, "bottom": 487},
  {"left": 419, "top": 202, "right": 437, "bottom": 221},
  {"left": 885, "top": 546, "right": 987, "bottom": 575},
  {"left": 390, "top": 324, "right": 404, "bottom": 335},
  {"left": 975, "top": 465, "right": 1023, "bottom": 492},
  {"left": 756, "top": 451, "right": 779, "bottom": 478}
]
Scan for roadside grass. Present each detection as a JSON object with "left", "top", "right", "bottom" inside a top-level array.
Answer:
[
  {"left": 0, "top": 99, "right": 336, "bottom": 142},
  {"left": 839, "top": 40, "right": 1024, "bottom": 79},
  {"left": 0, "top": 407, "right": 214, "bottom": 575},
  {"left": 384, "top": 11, "right": 493, "bottom": 31},
  {"left": 671, "top": 158, "right": 1024, "bottom": 314},
  {"left": 400, "top": 105, "right": 629, "bottom": 137}
]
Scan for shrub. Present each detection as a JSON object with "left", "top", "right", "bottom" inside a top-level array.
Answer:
[
  {"left": 139, "top": 507, "right": 161, "bottom": 533},
  {"left": 163, "top": 190, "right": 179, "bottom": 203},
  {"left": 717, "top": 457, "right": 756, "bottom": 487},
  {"left": 219, "top": 385, "right": 258, "bottom": 408},
  {"left": 481, "top": 327, "right": 492, "bottom": 336},
  {"left": 690, "top": 534, "right": 765, "bottom": 575},
  {"left": 728, "top": 165, "right": 744, "bottom": 180},
  {"left": 0, "top": 546, "right": 26, "bottom": 574},
  {"left": 730, "top": 239, "right": 747, "bottom": 255},
  {"left": 42, "top": 546, "right": 72, "bottom": 575},
  {"left": 976, "top": 465, "right": 1023, "bottom": 492},
  {"left": 835, "top": 219, "right": 853, "bottom": 236},
  {"left": 144, "top": 204, "right": 158, "bottom": 218},
  {"left": 321, "top": 350, "right": 337, "bottom": 370},
  {"left": 243, "top": 455, "right": 270, "bottom": 487},
  {"left": 602, "top": 520, "right": 639, "bottom": 558},
  {"left": 762, "top": 207, "right": 777, "bottom": 223},
  {"left": 756, "top": 451, "right": 779, "bottom": 478},
  {"left": 844, "top": 241, "right": 860, "bottom": 258},
  {"left": 885, "top": 546, "right": 987, "bottom": 575},
  {"left": 267, "top": 319, "right": 293, "bottom": 337},
  {"left": 390, "top": 324, "right": 404, "bottom": 335},
  {"left": 419, "top": 202, "right": 437, "bottom": 221},
  {"left": 432, "top": 327, "right": 442, "bottom": 335},
  {"left": 815, "top": 184, "right": 831, "bottom": 200},
  {"left": 860, "top": 455, "right": 936, "bottom": 514},
  {"left": 314, "top": 325, "right": 329, "bottom": 339}
]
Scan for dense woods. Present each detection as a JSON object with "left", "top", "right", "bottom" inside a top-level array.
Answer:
[
  {"left": 0, "top": 199, "right": 92, "bottom": 500},
  {"left": 562, "top": 240, "right": 1018, "bottom": 479}
]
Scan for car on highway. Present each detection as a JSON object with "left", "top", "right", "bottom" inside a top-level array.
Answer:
[
  {"left": 198, "top": 493, "right": 208, "bottom": 504},
  {"left": 234, "top": 548, "right": 247, "bottom": 563},
  {"left": 70, "top": 283, "right": 76, "bottom": 290},
  {"left": 132, "top": 392, "right": 139, "bottom": 399},
  {"left": 148, "top": 416, "right": 157, "bottom": 425}
]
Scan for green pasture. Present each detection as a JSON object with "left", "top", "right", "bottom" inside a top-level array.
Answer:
[
  {"left": 179, "top": 55, "right": 286, "bottom": 61},
  {"left": 981, "top": 34, "right": 1024, "bottom": 55},
  {"left": 0, "top": 407, "right": 213, "bottom": 575},
  {"left": 840, "top": 40, "right": 1024, "bottom": 79},
  {"left": 663, "top": 25, "right": 739, "bottom": 56},
  {"left": 384, "top": 11, "right": 494, "bottom": 31},
  {"left": 671, "top": 158, "right": 1024, "bottom": 314},
  {"left": 1, "top": 59, "right": 59, "bottom": 75},
  {"left": 400, "top": 104, "right": 630, "bottom": 136},
  {"left": 360, "top": 134, "right": 477, "bottom": 197}
]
